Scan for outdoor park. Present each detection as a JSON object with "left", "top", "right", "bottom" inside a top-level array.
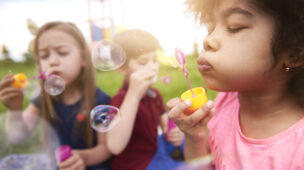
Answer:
[{"left": 0, "top": 0, "right": 216, "bottom": 169}]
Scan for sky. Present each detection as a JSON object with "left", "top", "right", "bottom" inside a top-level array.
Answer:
[{"left": 0, "top": 0, "right": 207, "bottom": 61}]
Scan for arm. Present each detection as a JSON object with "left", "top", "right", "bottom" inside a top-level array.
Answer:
[
  {"left": 5, "top": 104, "right": 40, "bottom": 144},
  {"left": 0, "top": 74, "right": 40, "bottom": 144},
  {"left": 106, "top": 68, "right": 156, "bottom": 155},
  {"left": 166, "top": 98, "right": 214, "bottom": 162}
]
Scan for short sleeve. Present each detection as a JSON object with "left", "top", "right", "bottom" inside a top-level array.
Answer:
[
  {"left": 109, "top": 89, "right": 126, "bottom": 108},
  {"left": 155, "top": 89, "right": 166, "bottom": 115},
  {"left": 30, "top": 96, "right": 41, "bottom": 109}
]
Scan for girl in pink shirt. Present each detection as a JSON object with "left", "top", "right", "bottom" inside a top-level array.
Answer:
[{"left": 167, "top": 0, "right": 304, "bottom": 169}]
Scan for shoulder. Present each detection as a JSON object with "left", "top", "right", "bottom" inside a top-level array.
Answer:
[
  {"left": 95, "top": 88, "right": 110, "bottom": 106},
  {"left": 110, "top": 87, "right": 127, "bottom": 107}
]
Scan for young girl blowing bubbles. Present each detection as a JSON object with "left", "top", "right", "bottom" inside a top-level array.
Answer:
[
  {"left": 167, "top": 0, "right": 304, "bottom": 169},
  {"left": 0, "top": 21, "right": 111, "bottom": 170}
]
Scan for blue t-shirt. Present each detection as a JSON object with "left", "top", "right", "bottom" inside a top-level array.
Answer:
[{"left": 31, "top": 88, "right": 111, "bottom": 170}]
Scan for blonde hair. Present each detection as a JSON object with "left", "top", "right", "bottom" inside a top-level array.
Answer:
[
  {"left": 34, "top": 21, "right": 96, "bottom": 147},
  {"left": 113, "top": 29, "right": 161, "bottom": 67}
]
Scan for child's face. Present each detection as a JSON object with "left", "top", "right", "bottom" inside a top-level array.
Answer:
[
  {"left": 37, "top": 30, "right": 83, "bottom": 86},
  {"left": 197, "top": 0, "right": 280, "bottom": 92},
  {"left": 125, "top": 51, "right": 159, "bottom": 80}
]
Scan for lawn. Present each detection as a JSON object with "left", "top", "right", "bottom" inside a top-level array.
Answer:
[{"left": 0, "top": 54, "right": 218, "bottom": 158}]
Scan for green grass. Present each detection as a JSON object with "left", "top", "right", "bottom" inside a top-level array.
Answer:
[{"left": 0, "top": 55, "right": 218, "bottom": 158}]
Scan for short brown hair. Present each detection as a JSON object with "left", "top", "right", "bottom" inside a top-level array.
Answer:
[{"left": 113, "top": 29, "right": 160, "bottom": 65}]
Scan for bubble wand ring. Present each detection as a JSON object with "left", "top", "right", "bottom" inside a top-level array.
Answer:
[{"left": 175, "top": 48, "right": 195, "bottom": 97}]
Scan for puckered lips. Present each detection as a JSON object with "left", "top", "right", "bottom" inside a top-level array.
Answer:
[
  {"left": 50, "top": 70, "right": 61, "bottom": 76},
  {"left": 197, "top": 57, "right": 212, "bottom": 73}
]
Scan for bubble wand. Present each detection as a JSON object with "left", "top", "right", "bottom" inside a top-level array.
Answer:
[{"left": 175, "top": 48, "right": 195, "bottom": 98}]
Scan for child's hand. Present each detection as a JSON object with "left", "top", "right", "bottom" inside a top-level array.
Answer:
[
  {"left": 0, "top": 74, "right": 23, "bottom": 110},
  {"left": 128, "top": 68, "right": 156, "bottom": 99},
  {"left": 167, "top": 127, "right": 184, "bottom": 147},
  {"left": 166, "top": 98, "right": 215, "bottom": 140},
  {"left": 58, "top": 151, "right": 85, "bottom": 170}
]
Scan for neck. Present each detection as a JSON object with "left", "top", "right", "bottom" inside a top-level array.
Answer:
[{"left": 238, "top": 89, "right": 304, "bottom": 138}]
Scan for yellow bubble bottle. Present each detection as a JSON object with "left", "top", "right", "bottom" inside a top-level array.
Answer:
[
  {"left": 181, "top": 87, "right": 208, "bottom": 115},
  {"left": 13, "top": 73, "right": 28, "bottom": 88}
]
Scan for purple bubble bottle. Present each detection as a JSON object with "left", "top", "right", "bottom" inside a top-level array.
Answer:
[
  {"left": 55, "top": 145, "right": 71, "bottom": 163},
  {"left": 166, "top": 119, "right": 184, "bottom": 161}
]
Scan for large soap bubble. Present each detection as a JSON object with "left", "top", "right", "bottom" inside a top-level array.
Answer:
[{"left": 91, "top": 40, "right": 126, "bottom": 71}]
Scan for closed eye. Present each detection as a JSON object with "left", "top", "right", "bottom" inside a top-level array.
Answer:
[{"left": 227, "top": 26, "right": 247, "bottom": 33}]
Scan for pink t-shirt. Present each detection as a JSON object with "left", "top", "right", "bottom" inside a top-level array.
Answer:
[{"left": 207, "top": 92, "right": 304, "bottom": 170}]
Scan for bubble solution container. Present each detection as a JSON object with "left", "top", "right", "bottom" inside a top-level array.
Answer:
[
  {"left": 55, "top": 145, "right": 71, "bottom": 163},
  {"left": 181, "top": 87, "right": 208, "bottom": 115},
  {"left": 13, "top": 73, "right": 28, "bottom": 88}
]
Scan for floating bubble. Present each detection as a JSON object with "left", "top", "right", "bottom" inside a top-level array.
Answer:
[
  {"left": 0, "top": 113, "right": 60, "bottom": 170},
  {"left": 91, "top": 40, "right": 126, "bottom": 71},
  {"left": 90, "top": 105, "right": 120, "bottom": 132},
  {"left": 44, "top": 75, "right": 65, "bottom": 96},
  {"left": 24, "top": 79, "right": 40, "bottom": 100}
]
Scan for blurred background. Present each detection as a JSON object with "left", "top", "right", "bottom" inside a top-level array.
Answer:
[{"left": 0, "top": 0, "right": 217, "bottom": 165}]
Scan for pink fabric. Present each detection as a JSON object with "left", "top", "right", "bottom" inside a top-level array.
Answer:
[{"left": 207, "top": 92, "right": 304, "bottom": 170}]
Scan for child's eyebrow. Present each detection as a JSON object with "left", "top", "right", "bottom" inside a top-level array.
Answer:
[{"left": 222, "top": 7, "right": 253, "bottom": 19}]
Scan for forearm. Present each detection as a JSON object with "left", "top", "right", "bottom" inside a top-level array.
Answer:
[
  {"left": 75, "top": 145, "right": 111, "bottom": 166},
  {"left": 184, "top": 134, "right": 209, "bottom": 163},
  {"left": 5, "top": 110, "right": 31, "bottom": 144},
  {"left": 107, "top": 91, "right": 140, "bottom": 154}
]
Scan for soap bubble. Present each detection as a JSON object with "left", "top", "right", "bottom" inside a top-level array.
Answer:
[
  {"left": 90, "top": 105, "right": 120, "bottom": 132},
  {"left": 0, "top": 113, "right": 60, "bottom": 170},
  {"left": 44, "top": 75, "right": 65, "bottom": 96},
  {"left": 24, "top": 79, "right": 40, "bottom": 100},
  {"left": 91, "top": 40, "right": 126, "bottom": 71}
]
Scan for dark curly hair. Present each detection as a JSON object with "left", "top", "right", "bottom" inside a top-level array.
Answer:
[{"left": 186, "top": 0, "right": 304, "bottom": 106}]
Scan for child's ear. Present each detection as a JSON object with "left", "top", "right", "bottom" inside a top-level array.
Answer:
[{"left": 283, "top": 52, "right": 304, "bottom": 69}]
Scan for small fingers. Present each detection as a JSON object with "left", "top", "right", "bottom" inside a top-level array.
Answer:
[
  {"left": 166, "top": 97, "right": 181, "bottom": 110},
  {"left": 58, "top": 154, "right": 78, "bottom": 169},
  {"left": 0, "top": 74, "right": 14, "bottom": 89},
  {"left": 167, "top": 99, "right": 192, "bottom": 121},
  {"left": 184, "top": 101, "right": 214, "bottom": 125}
]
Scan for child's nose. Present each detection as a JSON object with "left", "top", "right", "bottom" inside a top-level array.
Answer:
[
  {"left": 203, "top": 34, "right": 220, "bottom": 52},
  {"left": 147, "top": 62, "right": 158, "bottom": 70},
  {"left": 49, "top": 54, "right": 60, "bottom": 66}
]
